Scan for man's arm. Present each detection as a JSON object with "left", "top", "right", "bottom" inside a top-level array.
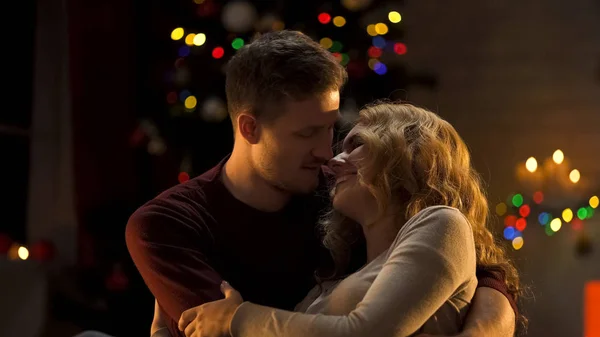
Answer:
[
  {"left": 461, "top": 287, "right": 516, "bottom": 337},
  {"left": 126, "top": 198, "right": 223, "bottom": 337}
]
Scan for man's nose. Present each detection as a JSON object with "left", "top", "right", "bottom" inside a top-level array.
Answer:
[{"left": 312, "top": 140, "right": 334, "bottom": 162}]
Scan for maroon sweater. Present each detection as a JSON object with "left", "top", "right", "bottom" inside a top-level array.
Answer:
[{"left": 126, "top": 158, "right": 516, "bottom": 337}]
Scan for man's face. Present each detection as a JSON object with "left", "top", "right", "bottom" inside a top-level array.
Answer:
[{"left": 253, "top": 90, "right": 340, "bottom": 194}]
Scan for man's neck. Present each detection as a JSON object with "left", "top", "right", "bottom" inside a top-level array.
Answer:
[{"left": 222, "top": 148, "right": 291, "bottom": 212}]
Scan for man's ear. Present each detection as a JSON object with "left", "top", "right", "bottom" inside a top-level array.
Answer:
[{"left": 237, "top": 113, "right": 260, "bottom": 144}]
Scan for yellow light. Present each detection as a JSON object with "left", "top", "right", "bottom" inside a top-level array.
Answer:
[
  {"left": 550, "top": 218, "right": 562, "bottom": 232},
  {"left": 333, "top": 16, "right": 346, "bottom": 27},
  {"left": 193, "top": 0, "right": 205, "bottom": 3},
  {"left": 320, "top": 37, "right": 333, "bottom": 49},
  {"left": 184, "top": 96, "right": 197, "bottom": 109},
  {"left": 375, "top": 23, "right": 389, "bottom": 35},
  {"left": 562, "top": 208, "right": 573, "bottom": 223},
  {"left": 366, "top": 24, "right": 378, "bottom": 36},
  {"left": 388, "top": 11, "right": 402, "bottom": 23},
  {"left": 569, "top": 169, "right": 581, "bottom": 183},
  {"left": 512, "top": 237, "right": 524, "bottom": 250},
  {"left": 495, "top": 202, "right": 507, "bottom": 216},
  {"left": 18, "top": 246, "right": 29, "bottom": 260},
  {"left": 590, "top": 196, "right": 599, "bottom": 209},
  {"left": 193, "top": 33, "right": 206, "bottom": 46},
  {"left": 185, "top": 33, "right": 196, "bottom": 46},
  {"left": 525, "top": 157, "right": 537, "bottom": 172},
  {"left": 553, "top": 149, "right": 564, "bottom": 164},
  {"left": 171, "top": 28, "right": 184, "bottom": 41},
  {"left": 272, "top": 20, "right": 285, "bottom": 31},
  {"left": 368, "top": 58, "right": 379, "bottom": 70}
]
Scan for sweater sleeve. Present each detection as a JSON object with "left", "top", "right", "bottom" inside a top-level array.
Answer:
[{"left": 229, "top": 207, "right": 476, "bottom": 337}]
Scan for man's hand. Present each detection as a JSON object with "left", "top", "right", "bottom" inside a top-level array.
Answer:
[
  {"left": 416, "top": 287, "right": 516, "bottom": 337},
  {"left": 178, "top": 281, "right": 243, "bottom": 337}
]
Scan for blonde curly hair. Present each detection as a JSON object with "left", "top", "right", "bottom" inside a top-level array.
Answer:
[{"left": 319, "top": 102, "right": 525, "bottom": 328}]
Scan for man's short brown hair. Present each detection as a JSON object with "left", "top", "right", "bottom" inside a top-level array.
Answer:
[{"left": 225, "top": 30, "right": 348, "bottom": 128}]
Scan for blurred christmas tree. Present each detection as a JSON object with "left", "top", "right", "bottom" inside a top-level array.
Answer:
[{"left": 132, "top": 0, "right": 437, "bottom": 184}]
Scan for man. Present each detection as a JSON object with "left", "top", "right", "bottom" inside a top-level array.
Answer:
[{"left": 126, "top": 31, "right": 516, "bottom": 337}]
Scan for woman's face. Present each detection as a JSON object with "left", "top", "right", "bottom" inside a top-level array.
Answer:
[{"left": 327, "top": 125, "right": 378, "bottom": 225}]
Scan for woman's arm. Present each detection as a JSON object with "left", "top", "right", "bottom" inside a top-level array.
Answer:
[{"left": 230, "top": 207, "right": 476, "bottom": 337}]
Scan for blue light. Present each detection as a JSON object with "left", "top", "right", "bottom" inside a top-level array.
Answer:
[
  {"left": 503, "top": 227, "right": 515, "bottom": 240},
  {"left": 178, "top": 46, "right": 191, "bottom": 57},
  {"left": 374, "top": 62, "right": 387, "bottom": 75},
  {"left": 538, "top": 212, "right": 550, "bottom": 225},
  {"left": 179, "top": 90, "right": 191, "bottom": 102},
  {"left": 372, "top": 36, "right": 386, "bottom": 49}
]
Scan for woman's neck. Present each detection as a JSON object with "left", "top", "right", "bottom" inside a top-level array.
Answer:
[{"left": 361, "top": 214, "right": 403, "bottom": 263}]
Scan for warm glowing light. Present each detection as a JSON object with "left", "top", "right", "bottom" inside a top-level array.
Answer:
[
  {"left": 333, "top": 16, "right": 346, "bottom": 27},
  {"left": 495, "top": 203, "right": 507, "bottom": 216},
  {"left": 184, "top": 96, "right": 197, "bottom": 109},
  {"left": 388, "top": 11, "right": 402, "bottom": 23},
  {"left": 590, "top": 196, "right": 599, "bottom": 209},
  {"left": 320, "top": 37, "right": 333, "bottom": 49},
  {"left": 366, "top": 24, "right": 378, "bottom": 36},
  {"left": 18, "top": 246, "right": 29, "bottom": 260},
  {"left": 178, "top": 172, "right": 190, "bottom": 183},
  {"left": 368, "top": 58, "right": 379, "bottom": 70},
  {"left": 516, "top": 218, "right": 527, "bottom": 231},
  {"left": 562, "top": 208, "right": 573, "bottom": 223},
  {"left": 193, "top": 33, "right": 206, "bottom": 46},
  {"left": 212, "top": 47, "right": 225, "bottom": 59},
  {"left": 553, "top": 149, "right": 564, "bottom": 164},
  {"left": 393, "top": 42, "right": 407, "bottom": 55},
  {"left": 512, "top": 194, "right": 524, "bottom": 207},
  {"left": 171, "top": 28, "right": 184, "bottom": 40},
  {"left": 185, "top": 33, "right": 196, "bottom": 46},
  {"left": 550, "top": 218, "right": 562, "bottom": 232},
  {"left": 512, "top": 236, "right": 524, "bottom": 250},
  {"left": 519, "top": 205, "right": 531, "bottom": 217},
  {"left": 375, "top": 23, "right": 389, "bottom": 35},
  {"left": 569, "top": 169, "right": 581, "bottom": 183},
  {"left": 525, "top": 157, "right": 537, "bottom": 172}
]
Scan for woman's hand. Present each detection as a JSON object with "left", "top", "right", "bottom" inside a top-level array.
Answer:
[{"left": 178, "top": 281, "right": 243, "bottom": 337}]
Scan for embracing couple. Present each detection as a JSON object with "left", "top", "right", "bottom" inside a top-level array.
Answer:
[{"left": 126, "top": 30, "right": 523, "bottom": 337}]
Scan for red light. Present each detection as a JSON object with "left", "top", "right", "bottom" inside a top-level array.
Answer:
[
  {"left": 533, "top": 191, "right": 544, "bottom": 204},
  {"left": 393, "top": 42, "right": 407, "bottom": 55},
  {"left": 516, "top": 218, "right": 527, "bottom": 231},
  {"left": 167, "top": 92, "right": 178, "bottom": 104},
  {"left": 572, "top": 219, "right": 583, "bottom": 231},
  {"left": 332, "top": 52, "right": 342, "bottom": 62},
  {"left": 178, "top": 172, "right": 190, "bottom": 183},
  {"left": 519, "top": 205, "right": 531, "bottom": 218},
  {"left": 212, "top": 47, "right": 225, "bottom": 59},
  {"left": 368, "top": 46, "right": 383, "bottom": 58},
  {"left": 504, "top": 215, "right": 517, "bottom": 227},
  {"left": 318, "top": 13, "right": 331, "bottom": 24}
]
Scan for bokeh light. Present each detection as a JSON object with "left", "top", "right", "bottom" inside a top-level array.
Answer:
[
  {"left": 171, "top": 27, "right": 184, "bottom": 40},
  {"left": 212, "top": 47, "right": 225, "bottom": 59},
  {"left": 185, "top": 33, "right": 196, "bottom": 46},
  {"left": 184, "top": 96, "right": 197, "bottom": 109},
  {"left": 393, "top": 42, "right": 407, "bottom": 55},
  {"left": 533, "top": 191, "right": 544, "bottom": 204},
  {"left": 512, "top": 236, "right": 524, "bottom": 250},
  {"left": 373, "top": 61, "right": 387, "bottom": 75},
  {"left": 504, "top": 215, "right": 517, "bottom": 227},
  {"left": 318, "top": 13, "right": 331, "bottom": 24},
  {"left": 320, "top": 37, "right": 333, "bottom": 49},
  {"left": 372, "top": 36, "right": 386, "bottom": 48},
  {"left": 562, "top": 208, "right": 573, "bottom": 223},
  {"left": 366, "top": 24, "right": 378, "bottom": 36},
  {"left": 333, "top": 16, "right": 346, "bottom": 27},
  {"left": 512, "top": 193, "right": 524, "bottom": 207},
  {"left": 516, "top": 218, "right": 527, "bottom": 231},
  {"left": 577, "top": 207, "right": 588, "bottom": 220},
  {"left": 538, "top": 212, "right": 550, "bottom": 225},
  {"left": 550, "top": 218, "right": 562, "bottom": 232},
  {"left": 519, "top": 204, "right": 530, "bottom": 217},
  {"left": 18, "top": 246, "right": 29, "bottom": 260},
  {"left": 525, "top": 157, "right": 537, "bottom": 172},
  {"left": 503, "top": 227, "right": 516, "bottom": 240},
  {"left": 388, "top": 11, "right": 402, "bottom": 23},
  {"left": 553, "top": 149, "right": 564, "bottom": 164},
  {"left": 375, "top": 23, "right": 389, "bottom": 35},
  {"left": 367, "top": 46, "right": 383, "bottom": 58},
  {"left": 231, "top": 38, "right": 244, "bottom": 50},
  {"left": 330, "top": 41, "right": 343, "bottom": 53},
  {"left": 590, "top": 196, "right": 599, "bottom": 209},
  {"left": 496, "top": 202, "right": 507, "bottom": 216},
  {"left": 569, "top": 169, "right": 581, "bottom": 183},
  {"left": 193, "top": 33, "right": 206, "bottom": 46}
]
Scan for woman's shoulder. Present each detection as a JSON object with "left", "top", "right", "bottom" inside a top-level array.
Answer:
[{"left": 403, "top": 205, "right": 472, "bottom": 232}]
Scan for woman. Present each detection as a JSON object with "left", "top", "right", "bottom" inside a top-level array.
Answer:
[{"left": 173, "top": 102, "right": 523, "bottom": 337}]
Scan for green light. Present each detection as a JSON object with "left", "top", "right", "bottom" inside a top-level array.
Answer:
[
  {"left": 231, "top": 38, "right": 244, "bottom": 50},
  {"left": 512, "top": 194, "right": 524, "bottom": 207},
  {"left": 577, "top": 207, "right": 588, "bottom": 220},
  {"left": 544, "top": 224, "right": 554, "bottom": 236},
  {"left": 330, "top": 41, "right": 343, "bottom": 53},
  {"left": 341, "top": 53, "right": 350, "bottom": 66},
  {"left": 585, "top": 206, "right": 594, "bottom": 219}
]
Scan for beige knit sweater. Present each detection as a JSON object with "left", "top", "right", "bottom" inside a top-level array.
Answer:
[{"left": 229, "top": 206, "right": 477, "bottom": 337}]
